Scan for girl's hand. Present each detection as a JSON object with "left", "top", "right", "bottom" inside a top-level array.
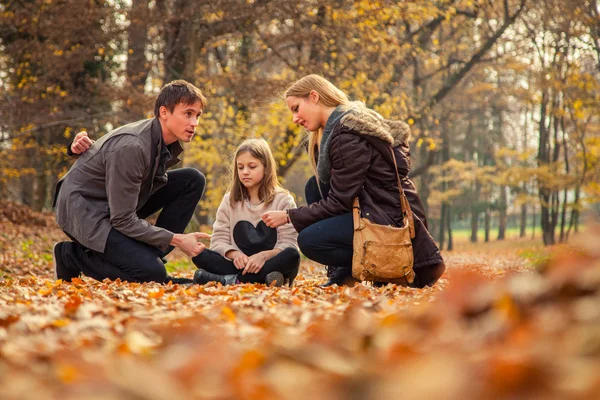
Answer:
[
  {"left": 227, "top": 250, "right": 248, "bottom": 270},
  {"left": 243, "top": 252, "right": 267, "bottom": 275},
  {"left": 261, "top": 211, "right": 288, "bottom": 228}
]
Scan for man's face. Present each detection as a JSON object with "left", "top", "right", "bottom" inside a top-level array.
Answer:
[{"left": 160, "top": 102, "right": 203, "bottom": 144}]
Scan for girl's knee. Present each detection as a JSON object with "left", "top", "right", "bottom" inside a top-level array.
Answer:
[
  {"left": 287, "top": 248, "right": 301, "bottom": 265},
  {"left": 192, "top": 250, "right": 209, "bottom": 268}
]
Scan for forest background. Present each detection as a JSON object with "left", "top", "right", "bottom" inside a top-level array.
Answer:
[
  {"left": 1, "top": 0, "right": 599, "bottom": 248},
  {"left": 2, "top": 1, "right": 600, "bottom": 398}
]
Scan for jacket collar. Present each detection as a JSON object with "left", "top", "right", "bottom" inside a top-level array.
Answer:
[
  {"left": 151, "top": 118, "right": 183, "bottom": 167},
  {"left": 340, "top": 102, "right": 411, "bottom": 147}
]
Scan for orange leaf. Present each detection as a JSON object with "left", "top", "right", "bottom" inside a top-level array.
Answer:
[
  {"left": 221, "top": 306, "right": 236, "bottom": 321},
  {"left": 52, "top": 318, "right": 71, "bottom": 328},
  {"left": 148, "top": 288, "right": 165, "bottom": 299},
  {"left": 57, "top": 364, "right": 79, "bottom": 384},
  {"left": 64, "top": 295, "right": 82, "bottom": 315}
]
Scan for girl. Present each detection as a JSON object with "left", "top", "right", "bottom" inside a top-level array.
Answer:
[
  {"left": 193, "top": 138, "right": 300, "bottom": 286},
  {"left": 262, "top": 74, "right": 445, "bottom": 288}
]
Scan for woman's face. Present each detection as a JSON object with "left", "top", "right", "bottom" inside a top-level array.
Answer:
[{"left": 286, "top": 93, "right": 324, "bottom": 131}]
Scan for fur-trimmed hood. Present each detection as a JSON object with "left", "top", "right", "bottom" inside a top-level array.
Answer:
[{"left": 339, "top": 102, "right": 411, "bottom": 147}]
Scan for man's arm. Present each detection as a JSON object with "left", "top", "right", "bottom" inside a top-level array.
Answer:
[
  {"left": 104, "top": 140, "right": 209, "bottom": 257},
  {"left": 104, "top": 142, "right": 173, "bottom": 250}
]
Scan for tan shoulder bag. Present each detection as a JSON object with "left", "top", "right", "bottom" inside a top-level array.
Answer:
[{"left": 351, "top": 148, "right": 416, "bottom": 285}]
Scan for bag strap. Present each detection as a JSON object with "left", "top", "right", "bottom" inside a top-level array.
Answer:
[
  {"left": 389, "top": 148, "right": 415, "bottom": 239},
  {"left": 353, "top": 146, "right": 415, "bottom": 239}
]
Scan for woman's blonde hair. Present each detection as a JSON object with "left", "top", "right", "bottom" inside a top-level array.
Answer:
[
  {"left": 229, "top": 138, "right": 285, "bottom": 207},
  {"left": 284, "top": 74, "right": 349, "bottom": 175}
]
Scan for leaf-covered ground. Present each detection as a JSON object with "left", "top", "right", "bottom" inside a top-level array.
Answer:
[{"left": 1, "top": 201, "right": 600, "bottom": 399}]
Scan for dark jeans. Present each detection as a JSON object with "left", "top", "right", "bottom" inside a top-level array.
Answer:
[
  {"left": 59, "top": 168, "right": 205, "bottom": 283},
  {"left": 192, "top": 248, "right": 301, "bottom": 284},
  {"left": 299, "top": 177, "right": 353, "bottom": 269}
]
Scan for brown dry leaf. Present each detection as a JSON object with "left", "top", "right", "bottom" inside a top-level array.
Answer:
[{"left": 3, "top": 202, "right": 600, "bottom": 399}]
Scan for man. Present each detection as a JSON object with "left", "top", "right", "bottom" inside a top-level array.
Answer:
[{"left": 53, "top": 80, "right": 210, "bottom": 283}]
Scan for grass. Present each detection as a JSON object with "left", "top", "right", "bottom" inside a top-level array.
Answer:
[
  {"left": 450, "top": 226, "right": 542, "bottom": 242},
  {"left": 165, "top": 256, "right": 195, "bottom": 273}
]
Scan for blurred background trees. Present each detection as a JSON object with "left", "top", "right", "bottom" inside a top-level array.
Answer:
[{"left": 1, "top": 0, "right": 598, "bottom": 246}]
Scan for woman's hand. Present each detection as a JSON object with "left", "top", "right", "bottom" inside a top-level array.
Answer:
[
  {"left": 261, "top": 210, "right": 288, "bottom": 228},
  {"left": 226, "top": 250, "right": 248, "bottom": 270},
  {"left": 243, "top": 252, "right": 268, "bottom": 275}
]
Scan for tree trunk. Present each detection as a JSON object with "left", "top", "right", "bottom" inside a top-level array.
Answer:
[
  {"left": 537, "top": 91, "right": 556, "bottom": 246},
  {"left": 484, "top": 207, "right": 491, "bottom": 243},
  {"left": 559, "top": 188, "right": 568, "bottom": 242},
  {"left": 470, "top": 203, "right": 479, "bottom": 243},
  {"left": 531, "top": 203, "right": 536, "bottom": 241},
  {"left": 519, "top": 202, "right": 527, "bottom": 238},
  {"left": 20, "top": 174, "right": 34, "bottom": 208},
  {"left": 417, "top": 142, "right": 431, "bottom": 217},
  {"left": 497, "top": 184, "right": 507, "bottom": 240},
  {"left": 126, "top": 0, "right": 150, "bottom": 90},
  {"left": 438, "top": 118, "right": 450, "bottom": 248},
  {"left": 438, "top": 203, "right": 447, "bottom": 250},
  {"left": 559, "top": 116, "right": 569, "bottom": 242},
  {"left": 446, "top": 204, "right": 453, "bottom": 251},
  {"left": 33, "top": 170, "right": 47, "bottom": 211},
  {"left": 162, "top": 0, "right": 195, "bottom": 82}
]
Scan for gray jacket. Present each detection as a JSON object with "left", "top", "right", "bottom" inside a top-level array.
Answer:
[{"left": 53, "top": 118, "right": 183, "bottom": 253}]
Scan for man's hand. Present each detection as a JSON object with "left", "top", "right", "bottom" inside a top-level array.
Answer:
[
  {"left": 71, "top": 131, "right": 94, "bottom": 155},
  {"left": 171, "top": 232, "right": 211, "bottom": 257},
  {"left": 243, "top": 252, "right": 268, "bottom": 275},
  {"left": 226, "top": 250, "right": 249, "bottom": 270},
  {"left": 261, "top": 210, "right": 288, "bottom": 228}
]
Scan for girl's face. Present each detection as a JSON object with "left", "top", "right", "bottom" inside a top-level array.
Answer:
[
  {"left": 286, "top": 93, "right": 324, "bottom": 131},
  {"left": 236, "top": 151, "right": 265, "bottom": 190}
]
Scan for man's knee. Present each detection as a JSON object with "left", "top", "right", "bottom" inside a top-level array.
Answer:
[
  {"left": 184, "top": 168, "right": 205, "bottom": 190},
  {"left": 136, "top": 260, "right": 167, "bottom": 283},
  {"left": 183, "top": 168, "right": 205, "bottom": 203}
]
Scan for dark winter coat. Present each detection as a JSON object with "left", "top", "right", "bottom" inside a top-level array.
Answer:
[{"left": 288, "top": 103, "right": 443, "bottom": 271}]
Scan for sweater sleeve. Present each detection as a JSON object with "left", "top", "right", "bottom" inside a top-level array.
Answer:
[
  {"left": 274, "top": 194, "right": 299, "bottom": 251},
  {"left": 209, "top": 194, "right": 238, "bottom": 258}
]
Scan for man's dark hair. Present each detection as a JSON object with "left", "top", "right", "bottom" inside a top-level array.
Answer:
[{"left": 154, "top": 80, "right": 207, "bottom": 117}]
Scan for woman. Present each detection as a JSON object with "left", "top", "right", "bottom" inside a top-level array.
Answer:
[{"left": 262, "top": 74, "right": 445, "bottom": 287}]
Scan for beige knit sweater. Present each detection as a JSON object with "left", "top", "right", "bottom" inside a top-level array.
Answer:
[{"left": 210, "top": 191, "right": 299, "bottom": 258}]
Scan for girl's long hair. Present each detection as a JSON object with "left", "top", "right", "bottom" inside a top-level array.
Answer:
[
  {"left": 229, "top": 138, "right": 285, "bottom": 207},
  {"left": 284, "top": 74, "right": 349, "bottom": 177}
]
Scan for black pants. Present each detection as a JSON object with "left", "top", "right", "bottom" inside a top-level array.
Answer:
[
  {"left": 59, "top": 168, "right": 206, "bottom": 283},
  {"left": 192, "top": 248, "right": 300, "bottom": 284}
]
